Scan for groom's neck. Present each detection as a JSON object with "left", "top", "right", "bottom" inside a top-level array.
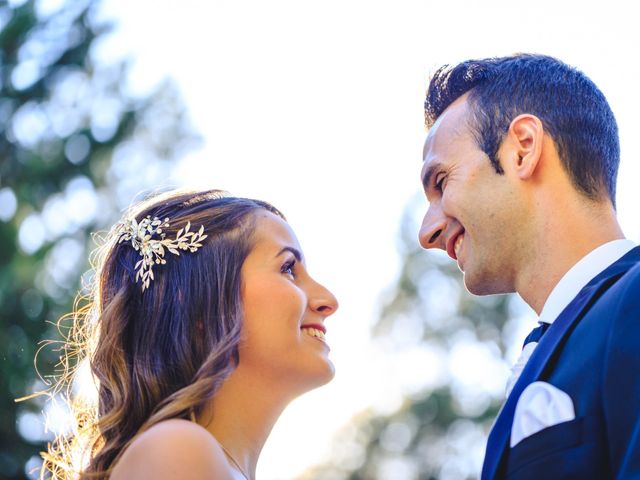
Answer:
[{"left": 515, "top": 195, "right": 624, "bottom": 315}]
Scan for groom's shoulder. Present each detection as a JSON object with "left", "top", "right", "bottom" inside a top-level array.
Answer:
[
  {"left": 594, "top": 249, "right": 640, "bottom": 304},
  {"left": 610, "top": 255, "right": 640, "bottom": 300},
  {"left": 580, "top": 255, "right": 640, "bottom": 334},
  {"left": 595, "top": 257, "right": 640, "bottom": 340}
]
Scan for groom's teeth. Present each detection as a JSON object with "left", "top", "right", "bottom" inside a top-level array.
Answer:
[{"left": 454, "top": 234, "right": 464, "bottom": 257}]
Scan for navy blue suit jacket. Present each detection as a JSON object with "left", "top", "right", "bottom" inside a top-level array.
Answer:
[{"left": 481, "top": 246, "right": 640, "bottom": 479}]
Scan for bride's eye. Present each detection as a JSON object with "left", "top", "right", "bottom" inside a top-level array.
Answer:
[{"left": 281, "top": 259, "right": 296, "bottom": 277}]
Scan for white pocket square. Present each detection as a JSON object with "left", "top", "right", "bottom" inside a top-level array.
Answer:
[{"left": 510, "top": 381, "right": 575, "bottom": 447}]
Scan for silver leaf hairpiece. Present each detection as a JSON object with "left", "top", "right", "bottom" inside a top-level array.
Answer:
[{"left": 114, "top": 215, "right": 208, "bottom": 291}]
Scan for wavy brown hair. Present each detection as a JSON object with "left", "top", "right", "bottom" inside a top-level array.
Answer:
[{"left": 38, "top": 189, "right": 283, "bottom": 478}]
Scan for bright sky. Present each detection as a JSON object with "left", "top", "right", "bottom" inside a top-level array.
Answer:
[{"left": 88, "top": 1, "right": 640, "bottom": 477}]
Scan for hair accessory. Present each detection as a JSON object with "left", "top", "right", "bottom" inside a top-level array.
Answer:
[{"left": 115, "top": 215, "right": 208, "bottom": 291}]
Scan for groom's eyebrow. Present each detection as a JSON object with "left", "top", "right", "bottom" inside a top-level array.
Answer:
[{"left": 421, "top": 162, "right": 440, "bottom": 190}]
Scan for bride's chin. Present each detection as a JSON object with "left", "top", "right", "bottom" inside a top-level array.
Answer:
[
  {"left": 309, "top": 361, "right": 336, "bottom": 389},
  {"left": 288, "top": 361, "right": 335, "bottom": 395},
  {"left": 316, "top": 361, "right": 335, "bottom": 385}
]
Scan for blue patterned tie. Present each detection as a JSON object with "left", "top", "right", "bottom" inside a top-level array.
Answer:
[
  {"left": 504, "top": 322, "right": 551, "bottom": 399},
  {"left": 523, "top": 322, "right": 550, "bottom": 346}
]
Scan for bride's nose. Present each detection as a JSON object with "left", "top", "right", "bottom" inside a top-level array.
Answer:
[{"left": 308, "top": 280, "right": 338, "bottom": 316}]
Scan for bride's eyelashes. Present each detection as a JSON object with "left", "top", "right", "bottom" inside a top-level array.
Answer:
[{"left": 281, "top": 258, "right": 297, "bottom": 277}]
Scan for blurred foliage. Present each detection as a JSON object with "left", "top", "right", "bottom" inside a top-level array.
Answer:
[
  {"left": 302, "top": 199, "right": 528, "bottom": 480},
  {"left": 0, "top": 0, "right": 198, "bottom": 478}
]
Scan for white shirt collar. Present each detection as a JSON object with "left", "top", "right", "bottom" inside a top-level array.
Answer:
[{"left": 538, "top": 239, "right": 636, "bottom": 325}]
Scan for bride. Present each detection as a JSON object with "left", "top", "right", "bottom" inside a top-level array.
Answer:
[{"left": 41, "top": 189, "right": 338, "bottom": 479}]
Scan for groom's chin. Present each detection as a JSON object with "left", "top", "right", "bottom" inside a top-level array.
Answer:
[{"left": 463, "top": 272, "right": 512, "bottom": 297}]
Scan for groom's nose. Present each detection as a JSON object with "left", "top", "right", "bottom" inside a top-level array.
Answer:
[{"left": 419, "top": 204, "right": 447, "bottom": 250}]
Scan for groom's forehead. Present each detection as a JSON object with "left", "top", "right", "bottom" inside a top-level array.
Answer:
[{"left": 422, "top": 113, "right": 471, "bottom": 164}]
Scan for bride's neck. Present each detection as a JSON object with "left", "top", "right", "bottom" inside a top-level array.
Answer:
[{"left": 197, "top": 366, "right": 292, "bottom": 479}]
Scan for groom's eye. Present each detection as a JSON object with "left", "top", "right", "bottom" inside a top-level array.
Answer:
[{"left": 435, "top": 174, "right": 446, "bottom": 191}]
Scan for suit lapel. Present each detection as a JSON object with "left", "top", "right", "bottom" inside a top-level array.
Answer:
[{"left": 481, "top": 246, "right": 640, "bottom": 480}]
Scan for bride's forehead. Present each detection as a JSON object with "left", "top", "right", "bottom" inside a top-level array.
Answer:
[{"left": 252, "top": 212, "right": 300, "bottom": 248}]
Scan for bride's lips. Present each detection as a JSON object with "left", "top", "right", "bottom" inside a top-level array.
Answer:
[
  {"left": 301, "top": 323, "right": 326, "bottom": 334},
  {"left": 446, "top": 229, "right": 465, "bottom": 260}
]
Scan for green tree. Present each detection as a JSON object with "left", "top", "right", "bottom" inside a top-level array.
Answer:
[
  {"left": 302, "top": 197, "right": 529, "bottom": 479},
  {"left": 0, "top": 1, "right": 198, "bottom": 477}
]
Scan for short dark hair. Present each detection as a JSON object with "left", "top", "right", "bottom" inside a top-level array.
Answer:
[{"left": 424, "top": 54, "right": 620, "bottom": 205}]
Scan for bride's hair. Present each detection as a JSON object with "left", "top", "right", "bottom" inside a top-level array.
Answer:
[{"left": 40, "top": 189, "right": 283, "bottom": 478}]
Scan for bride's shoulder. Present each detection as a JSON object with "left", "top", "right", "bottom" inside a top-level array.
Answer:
[{"left": 110, "top": 419, "right": 232, "bottom": 479}]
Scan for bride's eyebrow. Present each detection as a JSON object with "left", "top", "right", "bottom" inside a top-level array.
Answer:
[{"left": 275, "top": 246, "right": 303, "bottom": 262}]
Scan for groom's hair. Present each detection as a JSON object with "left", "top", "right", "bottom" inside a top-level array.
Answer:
[{"left": 424, "top": 54, "right": 620, "bottom": 206}]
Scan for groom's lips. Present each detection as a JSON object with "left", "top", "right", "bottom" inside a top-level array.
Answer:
[{"left": 446, "top": 229, "right": 465, "bottom": 261}]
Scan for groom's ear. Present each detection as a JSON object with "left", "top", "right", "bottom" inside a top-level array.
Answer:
[{"left": 501, "top": 114, "right": 544, "bottom": 181}]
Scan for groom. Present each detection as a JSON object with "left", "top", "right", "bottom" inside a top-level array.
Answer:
[{"left": 419, "top": 54, "right": 640, "bottom": 479}]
